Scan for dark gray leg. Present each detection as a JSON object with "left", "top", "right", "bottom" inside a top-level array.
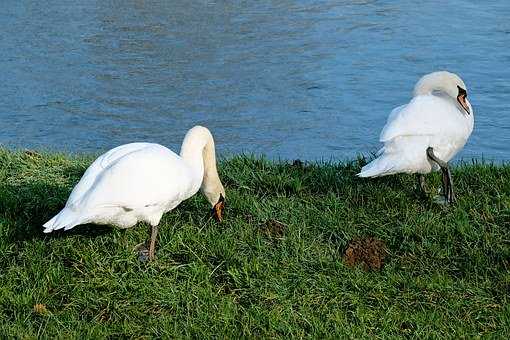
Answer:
[
  {"left": 445, "top": 166, "right": 455, "bottom": 203},
  {"left": 426, "top": 147, "right": 456, "bottom": 204},
  {"left": 441, "top": 168, "right": 448, "bottom": 199}
]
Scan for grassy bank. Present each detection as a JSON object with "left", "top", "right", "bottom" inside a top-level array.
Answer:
[{"left": 0, "top": 148, "right": 509, "bottom": 338}]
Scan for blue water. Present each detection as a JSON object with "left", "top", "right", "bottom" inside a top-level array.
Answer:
[{"left": 1, "top": 0, "right": 509, "bottom": 161}]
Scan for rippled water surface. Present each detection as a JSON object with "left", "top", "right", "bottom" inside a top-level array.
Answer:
[{"left": 1, "top": 0, "right": 509, "bottom": 161}]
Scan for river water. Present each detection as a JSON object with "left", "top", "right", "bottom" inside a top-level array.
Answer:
[{"left": 1, "top": 1, "right": 509, "bottom": 161}]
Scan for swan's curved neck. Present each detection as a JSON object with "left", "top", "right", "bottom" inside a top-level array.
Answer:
[
  {"left": 414, "top": 74, "right": 443, "bottom": 97},
  {"left": 179, "top": 127, "right": 223, "bottom": 205},
  {"left": 180, "top": 133, "right": 207, "bottom": 178},
  {"left": 413, "top": 71, "right": 461, "bottom": 98}
]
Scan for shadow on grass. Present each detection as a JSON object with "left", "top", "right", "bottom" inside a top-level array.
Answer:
[{"left": 0, "top": 162, "right": 113, "bottom": 244}]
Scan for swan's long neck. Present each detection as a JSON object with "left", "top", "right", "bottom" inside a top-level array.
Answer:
[
  {"left": 179, "top": 126, "right": 224, "bottom": 206},
  {"left": 180, "top": 134, "right": 206, "bottom": 180}
]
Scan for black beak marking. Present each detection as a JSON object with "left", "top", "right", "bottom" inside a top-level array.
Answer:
[{"left": 457, "top": 86, "right": 470, "bottom": 115}]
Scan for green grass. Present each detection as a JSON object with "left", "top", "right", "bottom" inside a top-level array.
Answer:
[{"left": 0, "top": 148, "right": 509, "bottom": 338}]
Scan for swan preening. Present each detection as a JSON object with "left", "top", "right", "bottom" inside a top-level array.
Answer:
[
  {"left": 43, "top": 126, "right": 225, "bottom": 260},
  {"left": 358, "top": 71, "right": 474, "bottom": 203}
]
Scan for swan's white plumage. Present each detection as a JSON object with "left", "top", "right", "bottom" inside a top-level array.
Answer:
[
  {"left": 358, "top": 72, "right": 474, "bottom": 177},
  {"left": 43, "top": 126, "right": 221, "bottom": 233}
]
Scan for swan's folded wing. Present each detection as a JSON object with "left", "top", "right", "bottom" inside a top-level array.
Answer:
[
  {"left": 75, "top": 145, "right": 193, "bottom": 212},
  {"left": 66, "top": 143, "right": 157, "bottom": 207},
  {"left": 380, "top": 95, "right": 459, "bottom": 142}
]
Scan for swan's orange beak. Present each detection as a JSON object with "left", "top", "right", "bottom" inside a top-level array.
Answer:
[
  {"left": 457, "top": 86, "right": 470, "bottom": 115},
  {"left": 212, "top": 194, "right": 225, "bottom": 222}
]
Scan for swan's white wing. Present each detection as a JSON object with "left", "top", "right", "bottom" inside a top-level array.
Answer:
[
  {"left": 75, "top": 144, "right": 196, "bottom": 214},
  {"left": 67, "top": 143, "right": 155, "bottom": 207},
  {"left": 380, "top": 95, "right": 464, "bottom": 142},
  {"left": 359, "top": 95, "right": 473, "bottom": 178},
  {"left": 44, "top": 143, "right": 198, "bottom": 232},
  {"left": 386, "top": 104, "right": 407, "bottom": 126}
]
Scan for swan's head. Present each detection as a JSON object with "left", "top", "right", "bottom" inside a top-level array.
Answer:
[
  {"left": 211, "top": 192, "right": 225, "bottom": 222},
  {"left": 204, "top": 185, "right": 225, "bottom": 222},
  {"left": 413, "top": 71, "right": 471, "bottom": 115}
]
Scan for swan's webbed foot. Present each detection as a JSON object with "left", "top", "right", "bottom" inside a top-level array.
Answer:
[
  {"left": 134, "top": 242, "right": 150, "bottom": 262},
  {"left": 426, "top": 147, "right": 456, "bottom": 204}
]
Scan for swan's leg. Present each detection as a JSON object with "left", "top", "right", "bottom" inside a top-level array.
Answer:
[
  {"left": 417, "top": 174, "right": 427, "bottom": 194},
  {"left": 440, "top": 166, "right": 457, "bottom": 203},
  {"left": 441, "top": 167, "right": 448, "bottom": 199},
  {"left": 445, "top": 166, "right": 456, "bottom": 203},
  {"left": 135, "top": 224, "right": 156, "bottom": 262},
  {"left": 134, "top": 227, "right": 150, "bottom": 262},
  {"left": 426, "top": 147, "right": 455, "bottom": 204},
  {"left": 426, "top": 147, "right": 447, "bottom": 168},
  {"left": 148, "top": 224, "right": 159, "bottom": 261}
]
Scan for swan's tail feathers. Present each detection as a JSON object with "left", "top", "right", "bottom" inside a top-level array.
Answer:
[
  {"left": 357, "top": 155, "right": 396, "bottom": 178},
  {"left": 43, "top": 208, "right": 81, "bottom": 233}
]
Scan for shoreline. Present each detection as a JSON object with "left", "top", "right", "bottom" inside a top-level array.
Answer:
[{"left": 0, "top": 148, "right": 509, "bottom": 337}]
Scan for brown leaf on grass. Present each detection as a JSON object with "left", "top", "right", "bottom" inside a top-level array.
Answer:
[
  {"left": 344, "top": 237, "right": 388, "bottom": 271},
  {"left": 33, "top": 303, "right": 49, "bottom": 315}
]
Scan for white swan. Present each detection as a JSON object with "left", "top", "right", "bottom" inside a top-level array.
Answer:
[
  {"left": 43, "top": 126, "right": 225, "bottom": 260},
  {"left": 358, "top": 71, "right": 474, "bottom": 203}
]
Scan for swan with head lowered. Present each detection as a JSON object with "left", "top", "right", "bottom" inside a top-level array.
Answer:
[
  {"left": 358, "top": 71, "right": 474, "bottom": 203},
  {"left": 43, "top": 126, "right": 226, "bottom": 260}
]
